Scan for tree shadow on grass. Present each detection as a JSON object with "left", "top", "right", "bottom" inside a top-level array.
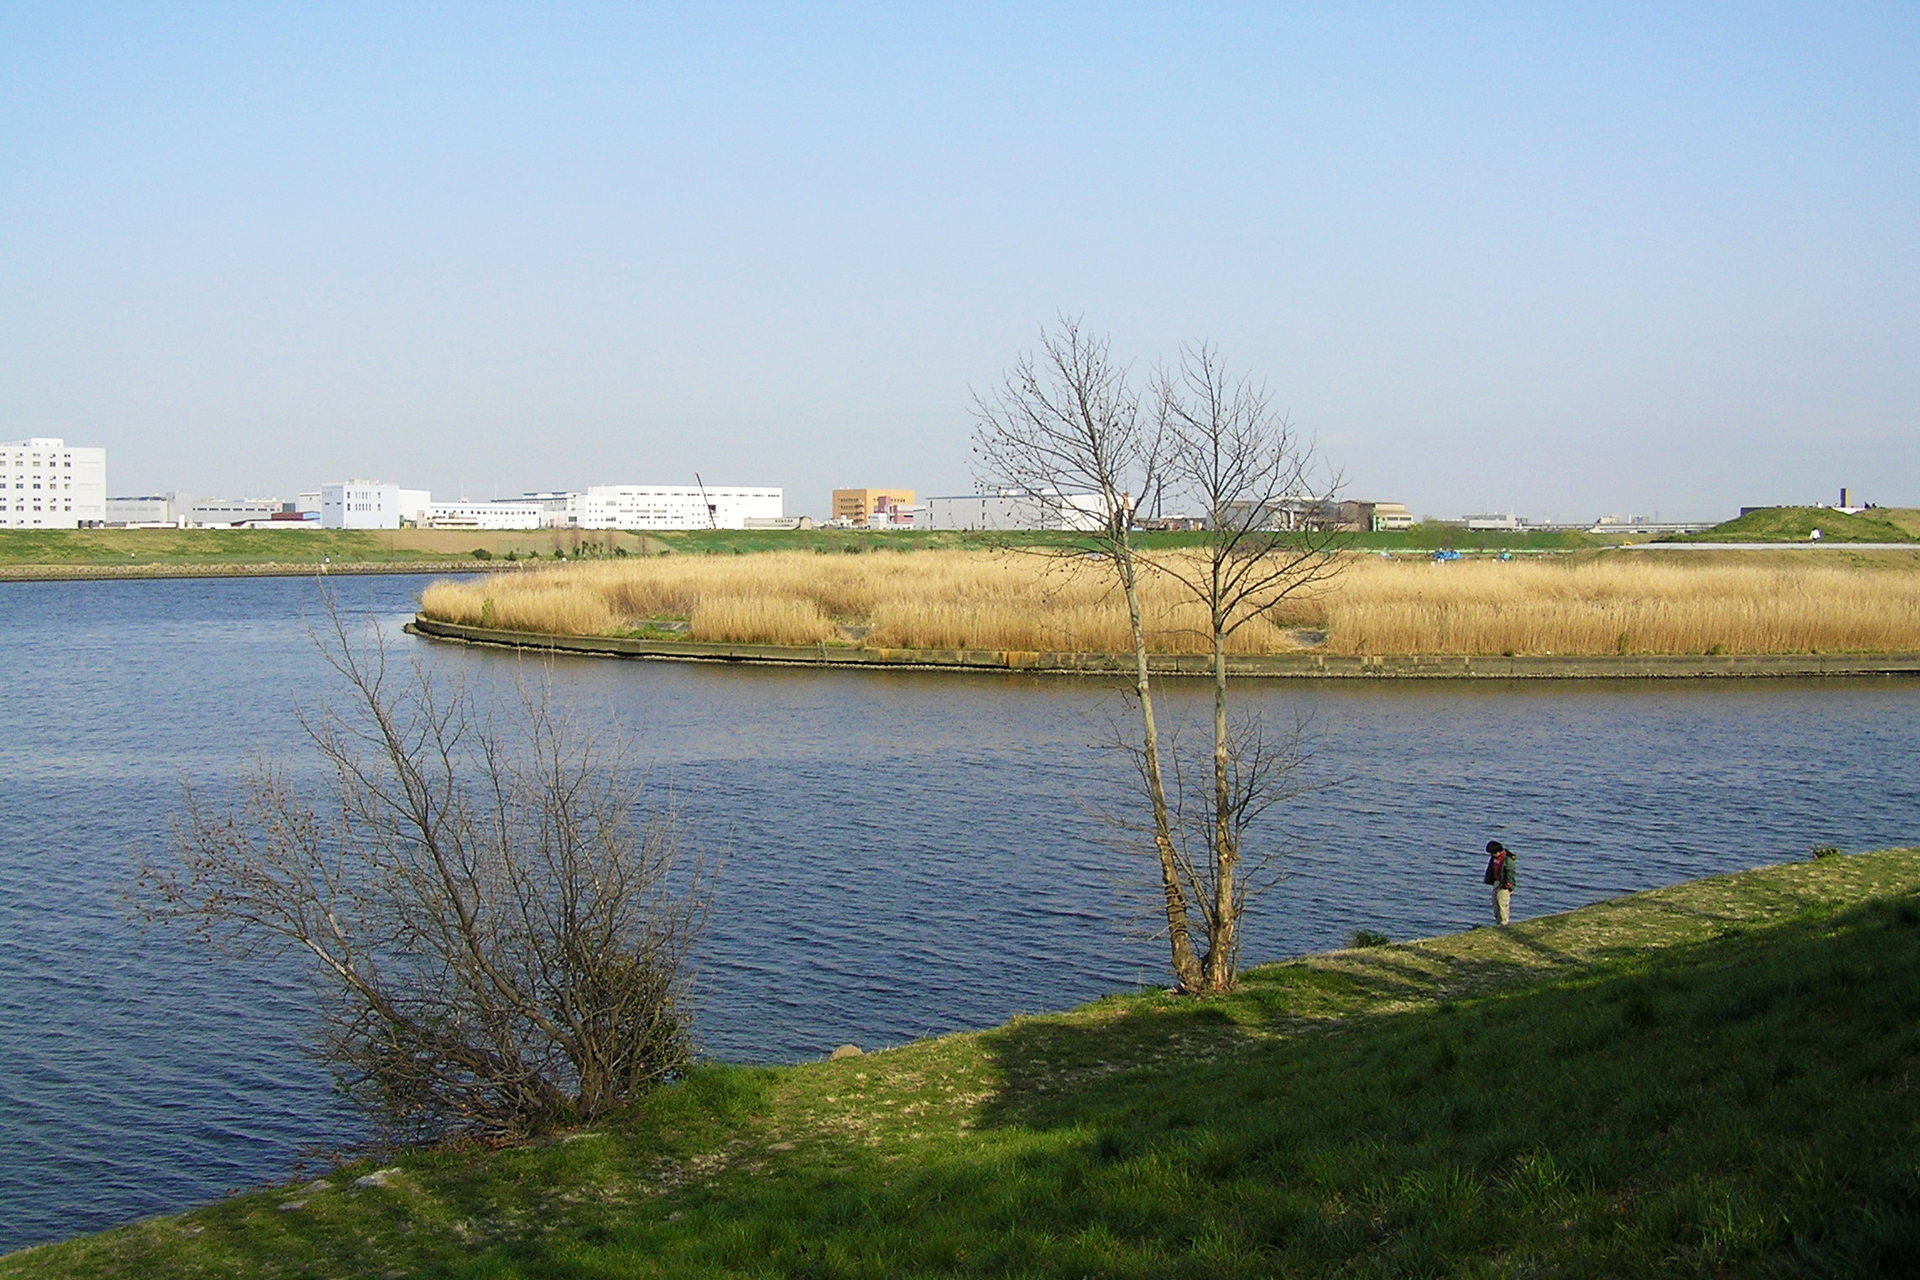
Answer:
[{"left": 87, "top": 897, "right": 1920, "bottom": 1280}]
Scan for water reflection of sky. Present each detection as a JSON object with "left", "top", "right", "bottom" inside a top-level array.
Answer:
[{"left": 2, "top": 573, "right": 1917, "bottom": 1250}]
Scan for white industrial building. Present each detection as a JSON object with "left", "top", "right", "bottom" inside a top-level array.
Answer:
[
  {"left": 320, "top": 482, "right": 431, "bottom": 529},
  {"left": 106, "top": 493, "right": 315, "bottom": 528},
  {"left": 922, "top": 490, "right": 1108, "bottom": 532},
  {"left": 423, "top": 500, "right": 542, "bottom": 530},
  {"left": 2, "top": 437, "right": 107, "bottom": 528},
  {"left": 185, "top": 498, "right": 290, "bottom": 527},
  {"left": 561, "top": 485, "right": 783, "bottom": 530},
  {"left": 107, "top": 493, "right": 179, "bottom": 526},
  {"left": 521, "top": 491, "right": 618, "bottom": 529}
]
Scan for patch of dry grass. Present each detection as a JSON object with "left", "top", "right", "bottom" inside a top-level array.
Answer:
[
  {"left": 418, "top": 550, "right": 1920, "bottom": 656},
  {"left": 1316, "top": 555, "right": 1920, "bottom": 655},
  {"left": 421, "top": 552, "right": 1303, "bottom": 655}
]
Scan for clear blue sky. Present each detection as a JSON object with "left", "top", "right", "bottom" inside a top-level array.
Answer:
[{"left": 4, "top": 3, "right": 1915, "bottom": 520}]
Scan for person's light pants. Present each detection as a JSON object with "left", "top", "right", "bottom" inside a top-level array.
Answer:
[{"left": 1493, "top": 888, "right": 1511, "bottom": 926}]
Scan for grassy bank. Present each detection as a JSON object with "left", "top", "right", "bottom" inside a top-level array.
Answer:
[
  {"left": 420, "top": 548, "right": 1920, "bottom": 657},
  {"left": 0, "top": 528, "right": 670, "bottom": 572},
  {"left": 11, "top": 846, "right": 1920, "bottom": 1277},
  {"left": 0, "top": 527, "right": 1096, "bottom": 572},
  {"left": 1667, "top": 506, "right": 1920, "bottom": 544},
  {"left": 0, "top": 523, "right": 1632, "bottom": 575}
]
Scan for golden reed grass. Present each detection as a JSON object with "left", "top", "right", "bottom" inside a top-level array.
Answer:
[{"left": 420, "top": 551, "right": 1920, "bottom": 656}]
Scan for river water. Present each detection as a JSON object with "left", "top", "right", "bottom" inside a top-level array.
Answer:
[{"left": 2, "top": 573, "right": 1917, "bottom": 1251}]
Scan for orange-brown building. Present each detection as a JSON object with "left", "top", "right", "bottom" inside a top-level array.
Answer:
[{"left": 832, "top": 488, "right": 915, "bottom": 524}]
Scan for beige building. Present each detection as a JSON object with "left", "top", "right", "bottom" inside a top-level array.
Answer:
[
  {"left": 832, "top": 488, "right": 915, "bottom": 525},
  {"left": 1366, "top": 502, "right": 1414, "bottom": 531}
]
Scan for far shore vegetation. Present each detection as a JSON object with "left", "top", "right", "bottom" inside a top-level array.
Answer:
[
  {"left": 0, "top": 504, "right": 1912, "bottom": 574},
  {"left": 421, "top": 546, "right": 1920, "bottom": 658},
  {"left": 11, "top": 846, "right": 1920, "bottom": 1277},
  {"left": 0, "top": 522, "right": 1619, "bottom": 573}
]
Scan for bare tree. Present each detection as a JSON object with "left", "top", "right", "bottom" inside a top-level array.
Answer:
[
  {"left": 136, "top": 602, "right": 708, "bottom": 1145},
  {"left": 972, "top": 316, "right": 1204, "bottom": 993},
  {"left": 1153, "top": 342, "right": 1343, "bottom": 992}
]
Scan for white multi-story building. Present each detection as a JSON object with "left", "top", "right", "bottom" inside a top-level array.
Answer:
[
  {"left": 579, "top": 485, "right": 783, "bottom": 530},
  {"left": 320, "top": 482, "right": 431, "bottom": 529},
  {"left": 923, "top": 491, "right": 1107, "bottom": 532},
  {"left": 1, "top": 437, "right": 107, "bottom": 528},
  {"left": 423, "top": 501, "right": 542, "bottom": 530}
]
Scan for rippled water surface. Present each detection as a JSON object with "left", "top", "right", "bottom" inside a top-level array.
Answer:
[{"left": 3, "top": 573, "right": 1918, "bottom": 1251}]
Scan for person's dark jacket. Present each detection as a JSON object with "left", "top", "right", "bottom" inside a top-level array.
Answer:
[{"left": 1496, "top": 852, "right": 1517, "bottom": 892}]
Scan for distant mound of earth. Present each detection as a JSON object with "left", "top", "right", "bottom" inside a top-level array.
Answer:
[{"left": 1663, "top": 505, "right": 1920, "bottom": 543}]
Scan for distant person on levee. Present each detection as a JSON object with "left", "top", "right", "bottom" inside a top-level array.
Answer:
[{"left": 1483, "top": 841, "right": 1516, "bottom": 926}]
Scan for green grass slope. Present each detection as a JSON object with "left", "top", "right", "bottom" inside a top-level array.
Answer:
[
  {"left": 10, "top": 848, "right": 1920, "bottom": 1278},
  {"left": 2, "top": 525, "right": 1624, "bottom": 571},
  {"left": 0, "top": 528, "right": 655, "bottom": 568},
  {"left": 1671, "top": 507, "right": 1919, "bottom": 544}
]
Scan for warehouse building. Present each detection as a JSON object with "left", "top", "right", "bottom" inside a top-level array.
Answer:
[
  {"left": 423, "top": 500, "right": 542, "bottom": 530},
  {"left": 580, "top": 484, "right": 782, "bottom": 530},
  {"left": 922, "top": 490, "right": 1108, "bottom": 531}
]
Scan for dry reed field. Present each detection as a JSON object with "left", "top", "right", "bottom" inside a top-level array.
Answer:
[{"left": 419, "top": 550, "right": 1920, "bottom": 656}]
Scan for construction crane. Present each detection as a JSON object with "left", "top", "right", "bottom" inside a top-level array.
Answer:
[{"left": 693, "top": 472, "right": 718, "bottom": 530}]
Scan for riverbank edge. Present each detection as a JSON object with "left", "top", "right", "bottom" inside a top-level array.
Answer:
[
  {"left": 0, "top": 560, "right": 522, "bottom": 583},
  {"left": 406, "top": 614, "right": 1920, "bottom": 679},
  {"left": 9, "top": 845, "right": 1920, "bottom": 1274}
]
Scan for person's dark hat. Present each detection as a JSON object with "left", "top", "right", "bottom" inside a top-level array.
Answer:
[{"left": 1485, "top": 840, "right": 1506, "bottom": 854}]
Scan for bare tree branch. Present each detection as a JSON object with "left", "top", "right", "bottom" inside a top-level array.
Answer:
[
  {"left": 1151, "top": 341, "right": 1344, "bottom": 992},
  {"left": 972, "top": 316, "right": 1203, "bottom": 992},
  {"left": 135, "top": 594, "right": 708, "bottom": 1145}
]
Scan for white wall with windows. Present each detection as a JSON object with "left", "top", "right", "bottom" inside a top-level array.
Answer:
[
  {"left": 320, "top": 483, "right": 431, "bottom": 529},
  {"left": 1, "top": 437, "right": 106, "bottom": 528},
  {"left": 186, "top": 498, "right": 284, "bottom": 527},
  {"left": 522, "top": 491, "right": 616, "bottom": 529},
  {"left": 423, "top": 501, "right": 541, "bottom": 530},
  {"left": 922, "top": 491, "right": 1106, "bottom": 532},
  {"left": 107, "top": 493, "right": 179, "bottom": 526},
  {"left": 580, "top": 485, "right": 782, "bottom": 530}
]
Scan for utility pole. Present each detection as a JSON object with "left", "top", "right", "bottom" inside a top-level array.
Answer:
[{"left": 693, "top": 473, "right": 718, "bottom": 530}]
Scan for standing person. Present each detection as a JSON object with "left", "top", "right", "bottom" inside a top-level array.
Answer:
[{"left": 1483, "top": 840, "right": 1516, "bottom": 926}]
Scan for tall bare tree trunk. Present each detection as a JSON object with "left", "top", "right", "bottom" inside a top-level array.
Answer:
[
  {"left": 1118, "top": 536, "right": 1203, "bottom": 992},
  {"left": 1205, "top": 607, "right": 1236, "bottom": 993}
]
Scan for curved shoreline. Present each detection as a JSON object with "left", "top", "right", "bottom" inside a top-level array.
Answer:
[{"left": 405, "top": 615, "right": 1920, "bottom": 679}]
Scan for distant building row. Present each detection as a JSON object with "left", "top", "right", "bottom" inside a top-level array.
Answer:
[
  {"left": 99, "top": 481, "right": 786, "bottom": 531},
  {"left": 334, "top": 483, "right": 786, "bottom": 531},
  {"left": 903, "top": 492, "right": 1415, "bottom": 533}
]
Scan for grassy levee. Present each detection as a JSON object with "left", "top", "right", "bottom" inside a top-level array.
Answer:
[
  {"left": 1666, "top": 507, "right": 1920, "bottom": 544},
  {"left": 12, "top": 847, "right": 1920, "bottom": 1277},
  {"left": 0, "top": 528, "right": 668, "bottom": 572}
]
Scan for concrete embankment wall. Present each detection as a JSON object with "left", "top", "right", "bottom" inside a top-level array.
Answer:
[{"left": 406, "top": 616, "right": 1920, "bottom": 680}]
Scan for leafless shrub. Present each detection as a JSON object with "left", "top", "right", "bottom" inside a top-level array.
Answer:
[{"left": 136, "top": 601, "right": 709, "bottom": 1146}]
